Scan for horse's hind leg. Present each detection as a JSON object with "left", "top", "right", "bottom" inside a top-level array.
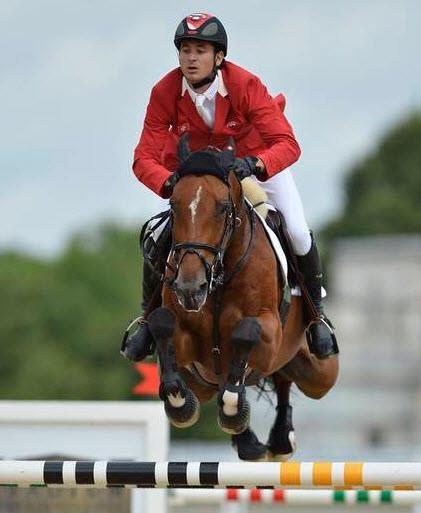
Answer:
[
  {"left": 280, "top": 345, "right": 338, "bottom": 400},
  {"left": 148, "top": 307, "right": 200, "bottom": 428},
  {"left": 218, "top": 317, "right": 261, "bottom": 435},
  {"left": 266, "top": 375, "right": 297, "bottom": 461},
  {"left": 231, "top": 377, "right": 296, "bottom": 462}
]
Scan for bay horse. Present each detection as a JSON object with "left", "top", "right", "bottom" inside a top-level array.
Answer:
[{"left": 147, "top": 138, "right": 338, "bottom": 461}]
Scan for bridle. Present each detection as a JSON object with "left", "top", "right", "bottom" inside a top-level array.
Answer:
[{"left": 165, "top": 173, "right": 250, "bottom": 295}]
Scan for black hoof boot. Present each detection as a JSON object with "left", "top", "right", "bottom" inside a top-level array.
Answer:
[
  {"left": 267, "top": 404, "right": 296, "bottom": 461},
  {"left": 306, "top": 317, "right": 339, "bottom": 360},
  {"left": 120, "top": 319, "right": 155, "bottom": 362},
  {"left": 218, "top": 385, "right": 250, "bottom": 435},
  {"left": 164, "top": 388, "right": 200, "bottom": 428},
  {"left": 232, "top": 427, "right": 267, "bottom": 461}
]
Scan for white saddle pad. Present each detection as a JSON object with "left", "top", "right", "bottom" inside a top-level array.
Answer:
[{"left": 253, "top": 207, "right": 288, "bottom": 280}]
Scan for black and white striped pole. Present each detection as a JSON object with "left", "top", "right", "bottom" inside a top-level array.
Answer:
[{"left": 1, "top": 461, "right": 421, "bottom": 489}]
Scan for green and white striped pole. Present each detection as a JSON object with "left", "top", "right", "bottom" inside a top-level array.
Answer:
[{"left": 171, "top": 489, "right": 421, "bottom": 506}]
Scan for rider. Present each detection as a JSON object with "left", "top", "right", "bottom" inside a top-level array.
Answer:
[{"left": 123, "top": 13, "right": 338, "bottom": 362}]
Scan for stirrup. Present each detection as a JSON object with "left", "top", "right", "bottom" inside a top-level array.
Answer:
[
  {"left": 120, "top": 316, "right": 156, "bottom": 362},
  {"left": 120, "top": 316, "right": 143, "bottom": 355},
  {"left": 306, "top": 315, "right": 335, "bottom": 334},
  {"left": 305, "top": 316, "right": 339, "bottom": 360}
]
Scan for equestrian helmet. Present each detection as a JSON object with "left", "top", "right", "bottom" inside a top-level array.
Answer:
[{"left": 174, "top": 13, "right": 228, "bottom": 56}]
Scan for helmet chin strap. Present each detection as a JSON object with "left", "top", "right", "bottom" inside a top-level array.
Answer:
[
  {"left": 191, "top": 70, "right": 217, "bottom": 90},
  {"left": 189, "top": 56, "right": 220, "bottom": 91}
]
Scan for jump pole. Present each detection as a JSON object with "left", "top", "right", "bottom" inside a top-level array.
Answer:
[{"left": 1, "top": 461, "right": 421, "bottom": 490}]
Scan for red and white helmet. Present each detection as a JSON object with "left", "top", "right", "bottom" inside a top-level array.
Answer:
[{"left": 174, "top": 13, "right": 228, "bottom": 56}]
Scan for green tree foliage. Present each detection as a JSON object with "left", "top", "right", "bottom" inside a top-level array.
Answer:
[
  {"left": 0, "top": 225, "right": 140, "bottom": 400},
  {"left": 322, "top": 112, "right": 421, "bottom": 240}
]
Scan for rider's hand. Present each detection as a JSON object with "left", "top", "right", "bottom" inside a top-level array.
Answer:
[{"left": 234, "top": 156, "right": 265, "bottom": 181}]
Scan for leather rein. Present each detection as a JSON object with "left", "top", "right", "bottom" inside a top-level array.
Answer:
[{"left": 165, "top": 174, "right": 256, "bottom": 387}]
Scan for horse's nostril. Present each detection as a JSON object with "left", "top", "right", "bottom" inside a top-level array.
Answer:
[{"left": 199, "top": 282, "right": 208, "bottom": 293}]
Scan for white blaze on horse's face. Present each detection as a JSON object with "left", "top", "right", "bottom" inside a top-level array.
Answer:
[{"left": 188, "top": 185, "right": 202, "bottom": 224}]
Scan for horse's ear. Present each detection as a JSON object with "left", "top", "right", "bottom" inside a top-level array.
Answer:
[
  {"left": 178, "top": 132, "right": 191, "bottom": 163},
  {"left": 225, "top": 137, "right": 236, "bottom": 155},
  {"left": 222, "top": 137, "right": 236, "bottom": 171}
]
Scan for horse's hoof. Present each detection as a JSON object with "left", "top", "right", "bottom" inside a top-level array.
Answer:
[
  {"left": 267, "top": 431, "right": 296, "bottom": 461},
  {"left": 164, "top": 388, "right": 200, "bottom": 428},
  {"left": 232, "top": 428, "right": 268, "bottom": 461},
  {"left": 218, "top": 387, "right": 250, "bottom": 435},
  {"left": 266, "top": 404, "right": 297, "bottom": 461}
]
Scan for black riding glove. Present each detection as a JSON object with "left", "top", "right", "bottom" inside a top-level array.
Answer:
[
  {"left": 234, "top": 156, "right": 263, "bottom": 181},
  {"left": 163, "top": 172, "right": 179, "bottom": 197}
]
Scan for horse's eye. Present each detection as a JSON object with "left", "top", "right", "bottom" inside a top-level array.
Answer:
[{"left": 215, "top": 201, "right": 230, "bottom": 216}]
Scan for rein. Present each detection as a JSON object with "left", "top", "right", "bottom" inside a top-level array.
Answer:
[
  {"left": 210, "top": 201, "right": 256, "bottom": 387},
  {"left": 166, "top": 173, "right": 256, "bottom": 388}
]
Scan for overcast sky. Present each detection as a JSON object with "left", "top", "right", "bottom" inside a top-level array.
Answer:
[{"left": 1, "top": 0, "right": 420, "bottom": 257}]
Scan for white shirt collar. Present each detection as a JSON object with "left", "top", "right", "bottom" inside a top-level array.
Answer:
[{"left": 182, "top": 69, "right": 228, "bottom": 98}]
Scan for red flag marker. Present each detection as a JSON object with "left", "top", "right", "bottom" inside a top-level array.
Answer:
[{"left": 132, "top": 363, "right": 160, "bottom": 396}]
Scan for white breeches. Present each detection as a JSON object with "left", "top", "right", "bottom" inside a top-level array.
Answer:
[
  {"left": 256, "top": 169, "right": 311, "bottom": 256},
  {"left": 154, "top": 168, "right": 311, "bottom": 256}
]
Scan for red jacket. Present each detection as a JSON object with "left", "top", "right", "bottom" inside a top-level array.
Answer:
[{"left": 133, "top": 61, "right": 301, "bottom": 197}]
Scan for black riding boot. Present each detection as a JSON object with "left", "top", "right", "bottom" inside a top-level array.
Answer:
[
  {"left": 121, "top": 214, "right": 172, "bottom": 362},
  {"left": 121, "top": 261, "right": 161, "bottom": 362},
  {"left": 296, "top": 235, "right": 339, "bottom": 359}
]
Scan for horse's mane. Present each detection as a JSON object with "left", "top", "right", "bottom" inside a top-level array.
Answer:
[{"left": 177, "top": 138, "right": 269, "bottom": 219}]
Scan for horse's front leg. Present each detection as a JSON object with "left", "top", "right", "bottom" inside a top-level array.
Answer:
[
  {"left": 148, "top": 307, "right": 200, "bottom": 428},
  {"left": 218, "top": 317, "right": 261, "bottom": 435}
]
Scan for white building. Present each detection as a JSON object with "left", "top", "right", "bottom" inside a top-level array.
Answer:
[{"left": 316, "top": 235, "right": 421, "bottom": 455}]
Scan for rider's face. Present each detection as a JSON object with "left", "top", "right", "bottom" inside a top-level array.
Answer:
[{"left": 179, "top": 40, "right": 223, "bottom": 85}]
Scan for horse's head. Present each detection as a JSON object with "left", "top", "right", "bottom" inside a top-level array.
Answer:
[{"left": 168, "top": 136, "right": 242, "bottom": 312}]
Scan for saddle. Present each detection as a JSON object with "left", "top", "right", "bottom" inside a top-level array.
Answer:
[
  {"left": 264, "top": 208, "right": 320, "bottom": 325},
  {"left": 265, "top": 209, "right": 300, "bottom": 290}
]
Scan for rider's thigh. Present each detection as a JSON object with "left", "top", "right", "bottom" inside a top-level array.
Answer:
[{"left": 259, "top": 169, "right": 311, "bottom": 256}]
